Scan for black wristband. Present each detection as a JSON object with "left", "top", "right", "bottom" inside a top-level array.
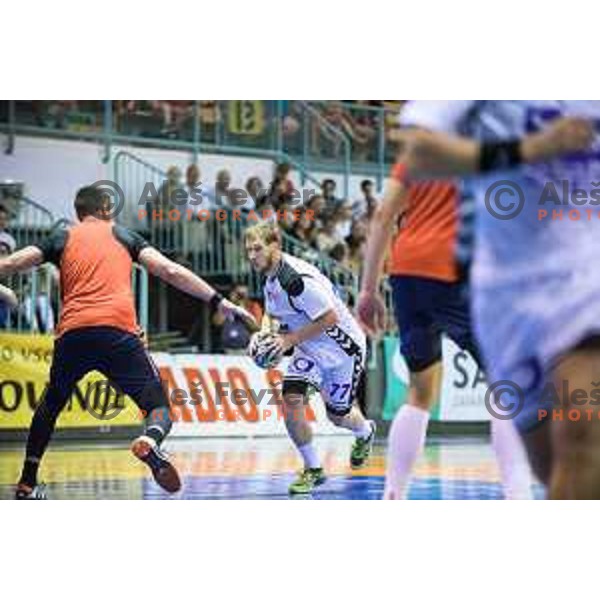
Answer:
[
  {"left": 479, "top": 140, "right": 522, "bottom": 172},
  {"left": 208, "top": 292, "right": 224, "bottom": 311}
]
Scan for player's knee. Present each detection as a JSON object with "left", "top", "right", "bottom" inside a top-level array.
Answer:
[
  {"left": 407, "top": 367, "right": 441, "bottom": 411},
  {"left": 408, "top": 396, "right": 434, "bottom": 412}
]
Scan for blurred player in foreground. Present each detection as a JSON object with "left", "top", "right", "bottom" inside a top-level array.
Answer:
[
  {"left": 359, "top": 103, "right": 597, "bottom": 498},
  {"left": 0, "top": 185, "right": 255, "bottom": 499},
  {"left": 358, "top": 168, "right": 533, "bottom": 499},
  {"left": 245, "top": 222, "right": 375, "bottom": 494}
]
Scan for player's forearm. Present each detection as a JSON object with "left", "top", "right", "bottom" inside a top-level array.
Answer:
[
  {"left": 361, "top": 180, "right": 406, "bottom": 293},
  {"left": 0, "top": 259, "right": 10, "bottom": 277},
  {"left": 142, "top": 248, "right": 220, "bottom": 304},
  {"left": 162, "top": 263, "right": 219, "bottom": 303},
  {"left": 395, "top": 129, "right": 480, "bottom": 179},
  {"left": 0, "top": 247, "right": 44, "bottom": 277},
  {"left": 284, "top": 309, "right": 338, "bottom": 347},
  {"left": 396, "top": 117, "right": 595, "bottom": 180}
]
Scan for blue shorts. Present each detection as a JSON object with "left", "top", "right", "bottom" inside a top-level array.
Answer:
[
  {"left": 390, "top": 275, "right": 481, "bottom": 372},
  {"left": 47, "top": 326, "right": 168, "bottom": 415}
]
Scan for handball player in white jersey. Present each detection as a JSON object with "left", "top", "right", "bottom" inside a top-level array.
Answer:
[
  {"left": 360, "top": 100, "right": 598, "bottom": 498},
  {"left": 244, "top": 222, "right": 376, "bottom": 495}
]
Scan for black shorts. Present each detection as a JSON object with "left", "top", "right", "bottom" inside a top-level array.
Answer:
[
  {"left": 48, "top": 326, "right": 167, "bottom": 414},
  {"left": 390, "top": 275, "right": 482, "bottom": 372}
]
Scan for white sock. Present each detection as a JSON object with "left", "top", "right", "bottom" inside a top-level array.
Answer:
[
  {"left": 298, "top": 443, "right": 321, "bottom": 469},
  {"left": 352, "top": 420, "right": 373, "bottom": 440},
  {"left": 385, "top": 404, "right": 430, "bottom": 499},
  {"left": 491, "top": 418, "right": 533, "bottom": 500}
]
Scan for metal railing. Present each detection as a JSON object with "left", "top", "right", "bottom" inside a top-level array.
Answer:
[
  {"left": 112, "top": 150, "right": 360, "bottom": 315},
  {"left": 293, "top": 101, "right": 351, "bottom": 199},
  {"left": 8, "top": 196, "right": 55, "bottom": 248},
  {"left": 3, "top": 267, "right": 59, "bottom": 334},
  {"left": 0, "top": 201, "right": 148, "bottom": 335},
  {"left": 2, "top": 263, "right": 149, "bottom": 335},
  {"left": 1, "top": 101, "right": 403, "bottom": 190}
]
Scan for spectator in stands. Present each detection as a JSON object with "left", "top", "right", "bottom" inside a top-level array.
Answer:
[
  {"left": 332, "top": 200, "right": 354, "bottom": 240},
  {"left": 351, "top": 101, "right": 378, "bottom": 161},
  {"left": 155, "top": 101, "right": 193, "bottom": 138},
  {"left": 282, "top": 105, "right": 300, "bottom": 136},
  {"left": 307, "top": 193, "right": 325, "bottom": 215},
  {"left": 290, "top": 208, "right": 318, "bottom": 248},
  {"left": 45, "top": 101, "right": 78, "bottom": 129},
  {"left": 213, "top": 284, "right": 263, "bottom": 354},
  {"left": 186, "top": 164, "right": 201, "bottom": 191},
  {"left": 23, "top": 264, "right": 59, "bottom": 334},
  {"left": 199, "top": 168, "right": 231, "bottom": 210},
  {"left": 353, "top": 179, "right": 379, "bottom": 219},
  {"left": 156, "top": 166, "right": 183, "bottom": 208},
  {"left": 185, "top": 164, "right": 203, "bottom": 212},
  {"left": 0, "top": 211, "right": 17, "bottom": 329},
  {"left": 306, "top": 193, "right": 326, "bottom": 226},
  {"left": 0, "top": 206, "right": 16, "bottom": 253},
  {"left": 254, "top": 183, "right": 277, "bottom": 223},
  {"left": 321, "top": 178, "right": 342, "bottom": 209},
  {"left": 316, "top": 214, "right": 344, "bottom": 254},
  {"left": 215, "top": 169, "right": 233, "bottom": 208},
  {"left": 199, "top": 101, "right": 221, "bottom": 143},
  {"left": 315, "top": 101, "right": 373, "bottom": 159},
  {"left": 329, "top": 241, "right": 349, "bottom": 266},
  {"left": 345, "top": 219, "right": 368, "bottom": 273},
  {"left": 266, "top": 162, "right": 296, "bottom": 211},
  {"left": 245, "top": 176, "right": 265, "bottom": 212},
  {"left": 151, "top": 166, "right": 183, "bottom": 248}
]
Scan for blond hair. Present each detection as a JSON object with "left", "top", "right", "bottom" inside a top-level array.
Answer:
[{"left": 243, "top": 222, "right": 282, "bottom": 246}]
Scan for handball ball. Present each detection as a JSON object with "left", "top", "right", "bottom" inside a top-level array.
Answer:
[{"left": 248, "top": 331, "right": 282, "bottom": 369}]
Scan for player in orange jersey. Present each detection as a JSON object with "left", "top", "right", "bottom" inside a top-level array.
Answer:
[
  {"left": 358, "top": 174, "right": 532, "bottom": 499},
  {"left": 0, "top": 185, "right": 255, "bottom": 499}
]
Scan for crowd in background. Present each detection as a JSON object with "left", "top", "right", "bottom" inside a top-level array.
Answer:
[
  {"left": 4, "top": 101, "right": 404, "bottom": 162},
  {"left": 152, "top": 160, "right": 379, "bottom": 275},
  {"left": 0, "top": 100, "right": 392, "bottom": 344},
  {"left": 0, "top": 202, "right": 60, "bottom": 333},
  {"left": 139, "top": 160, "right": 382, "bottom": 349}
]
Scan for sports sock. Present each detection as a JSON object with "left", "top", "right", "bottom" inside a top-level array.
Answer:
[
  {"left": 298, "top": 443, "right": 321, "bottom": 469},
  {"left": 144, "top": 407, "right": 173, "bottom": 446},
  {"left": 352, "top": 420, "right": 373, "bottom": 440},
  {"left": 385, "top": 404, "right": 430, "bottom": 499}
]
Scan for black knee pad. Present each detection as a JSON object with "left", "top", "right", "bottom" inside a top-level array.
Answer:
[
  {"left": 282, "top": 379, "right": 311, "bottom": 397},
  {"left": 326, "top": 404, "right": 353, "bottom": 419}
]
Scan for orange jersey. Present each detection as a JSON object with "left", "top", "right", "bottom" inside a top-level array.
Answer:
[
  {"left": 36, "top": 219, "right": 149, "bottom": 337},
  {"left": 388, "top": 181, "right": 458, "bottom": 282}
]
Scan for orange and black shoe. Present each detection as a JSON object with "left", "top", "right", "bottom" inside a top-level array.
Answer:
[
  {"left": 131, "top": 435, "right": 182, "bottom": 494},
  {"left": 15, "top": 483, "right": 47, "bottom": 500}
]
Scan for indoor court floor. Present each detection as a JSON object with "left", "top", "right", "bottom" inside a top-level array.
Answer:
[{"left": 0, "top": 435, "right": 543, "bottom": 500}]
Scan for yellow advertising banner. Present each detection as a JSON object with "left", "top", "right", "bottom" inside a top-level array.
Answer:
[
  {"left": 0, "top": 333, "right": 141, "bottom": 429},
  {"left": 227, "top": 100, "right": 265, "bottom": 135}
]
